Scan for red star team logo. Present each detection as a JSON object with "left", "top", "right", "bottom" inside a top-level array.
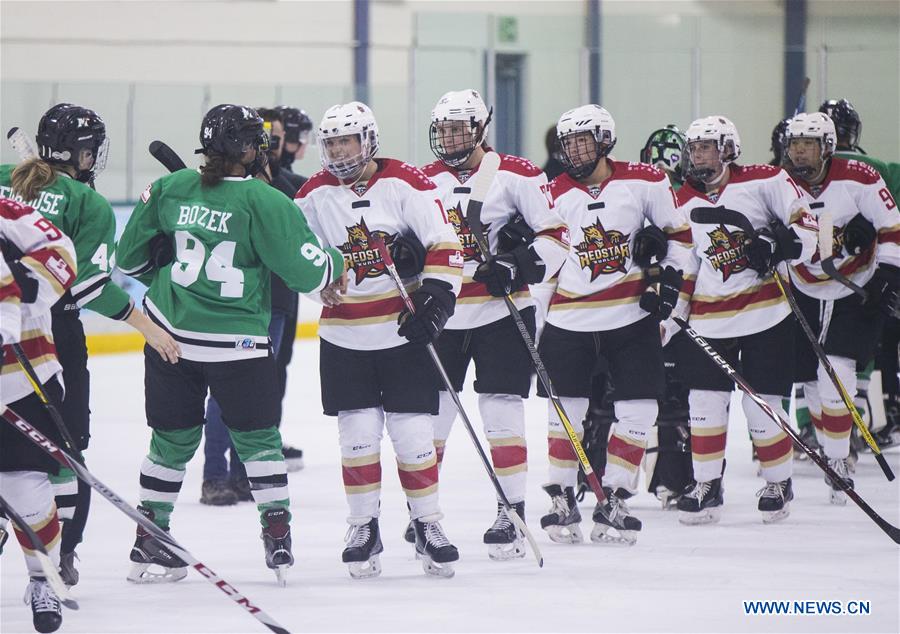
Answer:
[
  {"left": 704, "top": 224, "right": 750, "bottom": 281},
  {"left": 575, "top": 219, "right": 630, "bottom": 281},
  {"left": 338, "top": 218, "right": 393, "bottom": 284},
  {"left": 446, "top": 204, "right": 490, "bottom": 263}
]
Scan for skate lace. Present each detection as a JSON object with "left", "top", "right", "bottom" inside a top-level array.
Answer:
[
  {"left": 24, "top": 580, "right": 60, "bottom": 613},
  {"left": 489, "top": 508, "right": 513, "bottom": 531},
  {"left": 424, "top": 521, "right": 451, "bottom": 548},
  {"left": 344, "top": 523, "right": 371, "bottom": 548},
  {"left": 549, "top": 495, "right": 569, "bottom": 518},
  {"left": 687, "top": 481, "right": 711, "bottom": 501},
  {"left": 756, "top": 482, "right": 784, "bottom": 501},
  {"left": 828, "top": 458, "right": 850, "bottom": 480}
]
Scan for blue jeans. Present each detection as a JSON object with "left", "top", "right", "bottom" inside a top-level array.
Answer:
[{"left": 202, "top": 311, "right": 288, "bottom": 481}]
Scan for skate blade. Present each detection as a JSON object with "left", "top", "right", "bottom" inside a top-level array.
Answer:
[
  {"left": 678, "top": 507, "right": 721, "bottom": 526},
  {"left": 285, "top": 458, "right": 304, "bottom": 473},
  {"left": 348, "top": 555, "right": 382, "bottom": 579},
  {"left": 761, "top": 503, "right": 791, "bottom": 524},
  {"left": 487, "top": 540, "right": 526, "bottom": 561},
  {"left": 126, "top": 562, "right": 187, "bottom": 584},
  {"left": 830, "top": 489, "right": 848, "bottom": 506},
  {"left": 416, "top": 553, "right": 455, "bottom": 578},
  {"left": 589, "top": 524, "right": 637, "bottom": 546},
  {"left": 544, "top": 524, "right": 584, "bottom": 544},
  {"left": 274, "top": 564, "right": 290, "bottom": 587}
]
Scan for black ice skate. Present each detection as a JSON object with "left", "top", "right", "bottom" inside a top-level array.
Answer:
[
  {"left": 261, "top": 508, "right": 293, "bottom": 586},
  {"left": 282, "top": 444, "right": 304, "bottom": 472},
  {"left": 127, "top": 505, "right": 188, "bottom": 584},
  {"left": 483, "top": 502, "right": 526, "bottom": 561},
  {"left": 413, "top": 514, "right": 458, "bottom": 578},
  {"left": 591, "top": 487, "right": 641, "bottom": 545},
  {"left": 540, "top": 484, "right": 583, "bottom": 543},
  {"left": 58, "top": 551, "right": 79, "bottom": 587},
  {"left": 824, "top": 457, "right": 854, "bottom": 506},
  {"left": 402, "top": 502, "right": 415, "bottom": 544},
  {"left": 200, "top": 479, "right": 238, "bottom": 506},
  {"left": 793, "top": 423, "right": 820, "bottom": 460},
  {"left": 343, "top": 517, "right": 384, "bottom": 579},
  {"left": 677, "top": 478, "right": 724, "bottom": 525},
  {"left": 757, "top": 478, "right": 793, "bottom": 523},
  {"left": 24, "top": 577, "right": 62, "bottom": 634}
]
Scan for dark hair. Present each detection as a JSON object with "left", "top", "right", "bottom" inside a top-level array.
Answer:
[
  {"left": 255, "top": 108, "right": 283, "bottom": 125},
  {"left": 199, "top": 153, "right": 241, "bottom": 187}
]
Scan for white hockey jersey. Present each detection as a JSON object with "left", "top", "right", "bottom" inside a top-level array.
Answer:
[
  {"left": 789, "top": 158, "right": 900, "bottom": 300},
  {"left": 295, "top": 159, "right": 463, "bottom": 351},
  {"left": 1, "top": 198, "right": 77, "bottom": 404},
  {"left": 678, "top": 164, "right": 817, "bottom": 338},
  {"left": 545, "top": 162, "right": 693, "bottom": 332},
  {"left": 422, "top": 153, "right": 569, "bottom": 329}
]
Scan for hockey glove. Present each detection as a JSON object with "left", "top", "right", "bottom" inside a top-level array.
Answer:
[
  {"left": 473, "top": 244, "right": 545, "bottom": 297},
  {"left": 864, "top": 263, "right": 900, "bottom": 318},
  {"left": 842, "top": 213, "right": 877, "bottom": 256},
  {"left": 397, "top": 279, "right": 456, "bottom": 344},
  {"left": 639, "top": 266, "right": 683, "bottom": 319},
  {"left": 389, "top": 233, "right": 427, "bottom": 278},
  {"left": 497, "top": 213, "right": 536, "bottom": 254},
  {"left": 149, "top": 233, "right": 175, "bottom": 270},
  {"left": 632, "top": 225, "right": 669, "bottom": 269},
  {"left": 7, "top": 260, "right": 39, "bottom": 304},
  {"left": 745, "top": 222, "right": 803, "bottom": 275}
]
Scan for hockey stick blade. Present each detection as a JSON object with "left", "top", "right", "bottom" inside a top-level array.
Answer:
[
  {"left": 0, "top": 493, "right": 79, "bottom": 609},
  {"left": 689, "top": 206, "right": 755, "bottom": 236},
  {"left": 6, "top": 127, "right": 39, "bottom": 161},
  {"left": 672, "top": 316, "right": 900, "bottom": 544},
  {"left": 0, "top": 406, "right": 292, "bottom": 634},
  {"left": 149, "top": 140, "right": 187, "bottom": 173},
  {"left": 816, "top": 211, "right": 868, "bottom": 300}
]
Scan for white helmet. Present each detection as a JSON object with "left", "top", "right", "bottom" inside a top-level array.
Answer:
[
  {"left": 317, "top": 101, "right": 379, "bottom": 181},
  {"left": 429, "top": 89, "right": 492, "bottom": 168},
  {"left": 783, "top": 112, "right": 836, "bottom": 181},
  {"left": 683, "top": 115, "right": 741, "bottom": 184},
  {"left": 555, "top": 104, "right": 616, "bottom": 179}
]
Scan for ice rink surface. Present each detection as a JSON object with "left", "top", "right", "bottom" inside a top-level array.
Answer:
[{"left": 2, "top": 342, "right": 898, "bottom": 634}]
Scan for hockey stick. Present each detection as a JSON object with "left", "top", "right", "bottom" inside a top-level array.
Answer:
[
  {"left": 371, "top": 235, "right": 544, "bottom": 568},
  {"left": 0, "top": 406, "right": 292, "bottom": 634},
  {"left": 0, "top": 492, "right": 79, "bottom": 609},
  {"left": 772, "top": 270, "right": 895, "bottom": 480},
  {"left": 793, "top": 77, "right": 811, "bottom": 117},
  {"left": 148, "top": 140, "right": 187, "bottom": 173},
  {"left": 7, "top": 127, "right": 39, "bottom": 161},
  {"left": 690, "top": 206, "right": 893, "bottom": 469},
  {"left": 465, "top": 152, "right": 609, "bottom": 507},
  {"left": 817, "top": 211, "right": 869, "bottom": 300},
  {"left": 672, "top": 316, "right": 900, "bottom": 544}
]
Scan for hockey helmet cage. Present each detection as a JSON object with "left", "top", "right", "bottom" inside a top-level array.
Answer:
[
  {"left": 556, "top": 104, "right": 616, "bottom": 180},
  {"left": 36, "top": 103, "right": 109, "bottom": 182},
  {"left": 429, "top": 89, "right": 493, "bottom": 168},
  {"left": 683, "top": 115, "right": 741, "bottom": 184},
  {"left": 317, "top": 102, "right": 380, "bottom": 182},
  {"left": 640, "top": 124, "right": 686, "bottom": 180},
  {"left": 784, "top": 112, "right": 837, "bottom": 180},
  {"left": 818, "top": 98, "right": 862, "bottom": 151}
]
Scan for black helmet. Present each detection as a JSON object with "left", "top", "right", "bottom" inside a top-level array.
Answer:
[
  {"left": 818, "top": 99, "right": 861, "bottom": 151},
  {"left": 274, "top": 106, "right": 313, "bottom": 145},
  {"left": 770, "top": 117, "right": 791, "bottom": 166},
  {"left": 197, "top": 104, "right": 269, "bottom": 159},
  {"left": 36, "top": 103, "right": 108, "bottom": 183}
]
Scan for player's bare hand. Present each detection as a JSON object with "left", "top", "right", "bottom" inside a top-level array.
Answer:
[
  {"left": 145, "top": 324, "right": 181, "bottom": 363},
  {"left": 320, "top": 272, "right": 347, "bottom": 307}
]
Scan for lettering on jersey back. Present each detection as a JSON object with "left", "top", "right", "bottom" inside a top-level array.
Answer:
[
  {"left": 703, "top": 224, "right": 750, "bottom": 281},
  {"left": 0, "top": 185, "right": 65, "bottom": 216},
  {"left": 575, "top": 218, "right": 630, "bottom": 280},
  {"left": 339, "top": 217, "right": 392, "bottom": 284},
  {"left": 177, "top": 205, "right": 232, "bottom": 233},
  {"left": 446, "top": 203, "right": 490, "bottom": 263}
]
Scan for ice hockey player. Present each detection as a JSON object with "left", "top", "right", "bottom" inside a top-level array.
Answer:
[
  {"left": 296, "top": 101, "right": 463, "bottom": 578},
  {"left": 673, "top": 115, "right": 817, "bottom": 525},
  {"left": 117, "top": 104, "right": 345, "bottom": 585},
  {"left": 537, "top": 104, "right": 692, "bottom": 544},
  {"left": 0, "top": 103, "right": 180, "bottom": 586},
  {"left": 783, "top": 112, "right": 900, "bottom": 504},
  {"left": 421, "top": 89, "right": 569, "bottom": 560},
  {"left": 1, "top": 197, "right": 77, "bottom": 633},
  {"left": 639, "top": 124, "right": 687, "bottom": 189},
  {"left": 276, "top": 105, "right": 314, "bottom": 174}
]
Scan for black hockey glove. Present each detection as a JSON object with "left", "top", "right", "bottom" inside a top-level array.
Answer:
[
  {"left": 639, "top": 266, "right": 683, "bottom": 319},
  {"left": 632, "top": 225, "right": 669, "bottom": 269},
  {"left": 497, "top": 213, "right": 536, "bottom": 254},
  {"left": 473, "top": 244, "right": 545, "bottom": 297},
  {"left": 149, "top": 233, "right": 175, "bottom": 270},
  {"left": 864, "top": 263, "right": 900, "bottom": 318},
  {"left": 842, "top": 213, "right": 877, "bottom": 256},
  {"left": 7, "top": 260, "right": 39, "bottom": 304},
  {"left": 389, "top": 233, "right": 427, "bottom": 278},
  {"left": 397, "top": 279, "right": 456, "bottom": 345},
  {"left": 745, "top": 222, "right": 802, "bottom": 276}
]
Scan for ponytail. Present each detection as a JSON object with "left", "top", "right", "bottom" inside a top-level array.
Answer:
[{"left": 11, "top": 158, "right": 57, "bottom": 202}]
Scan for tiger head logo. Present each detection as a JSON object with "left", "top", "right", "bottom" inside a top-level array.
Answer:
[
  {"left": 575, "top": 218, "right": 630, "bottom": 281},
  {"left": 339, "top": 218, "right": 393, "bottom": 284},
  {"left": 446, "top": 203, "right": 489, "bottom": 263},
  {"left": 703, "top": 224, "right": 749, "bottom": 281}
]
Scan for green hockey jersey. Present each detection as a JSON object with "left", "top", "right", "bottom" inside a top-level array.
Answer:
[
  {"left": 117, "top": 169, "right": 343, "bottom": 361},
  {"left": 0, "top": 164, "right": 133, "bottom": 319}
]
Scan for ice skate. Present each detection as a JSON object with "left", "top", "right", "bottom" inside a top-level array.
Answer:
[
  {"left": 402, "top": 521, "right": 416, "bottom": 544},
  {"left": 25, "top": 577, "right": 62, "bottom": 634},
  {"left": 282, "top": 445, "right": 304, "bottom": 472},
  {"left": 413, "top": 514, "right": 458, "bottom": 578},
  {"left": 677, "top": 478, "right": 723, "bottom": 525},
  {"left": 793, "top": 424, "right": 819, "bottom": 460},
  {"left": 540, "top": 484, "right": 583, "bottom": 543},
  {"left": 757, "top": 478, "right": 793, "bottom": 523},
  {"left": 654, "top": 485, "right": 682, "bottom": 510},
  {"left": 825, "top": 457, "right": 854, "bottom": 506},
  {"left": 483, "top": 502, "right": 526, "bottom": 561},
  {"left": 127, "top": 506, "right": 188, "bottom": 584},
  {"left": 343, "top": 517, "right": 383, "bottom": 579},
  {"left": 200, "top": 479, "right": 238, "bottom": 506},
  {"left": 591, "top": 487, "right": 641, "bottom": 545},
  {"left": 58, "top": 551, "right": 79, "bottom": 587},
  {"left": 261, "top": 508, "right": 293, "bottom": 586}
]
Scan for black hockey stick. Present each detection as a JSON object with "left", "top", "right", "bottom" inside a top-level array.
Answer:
[
  {"left": 371, "top": 235, "right": 544, "bottom": 568},
  {"left": 0, "top": 492, "right": 78, "bottom": 609},
  {"left": 772, "top": 270, "right": 894, "bottom": 480},
  {"left": 149, "top": 140, "right": 187, "bottom": 173},
  {"left": 691, "top": 205, "right": 892, "bottom": 463},
  {"left": 817, "top": 210, "right": 869, "bottom": 300},
  {"left": 0, "top": 406, "right": 292, "bottom": 634},
  {"left": 672, "top": 316, "right": 900, "bottom": 544},
  {"left": 465, "top": 152, "right": 610, "bottom": 508}
]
